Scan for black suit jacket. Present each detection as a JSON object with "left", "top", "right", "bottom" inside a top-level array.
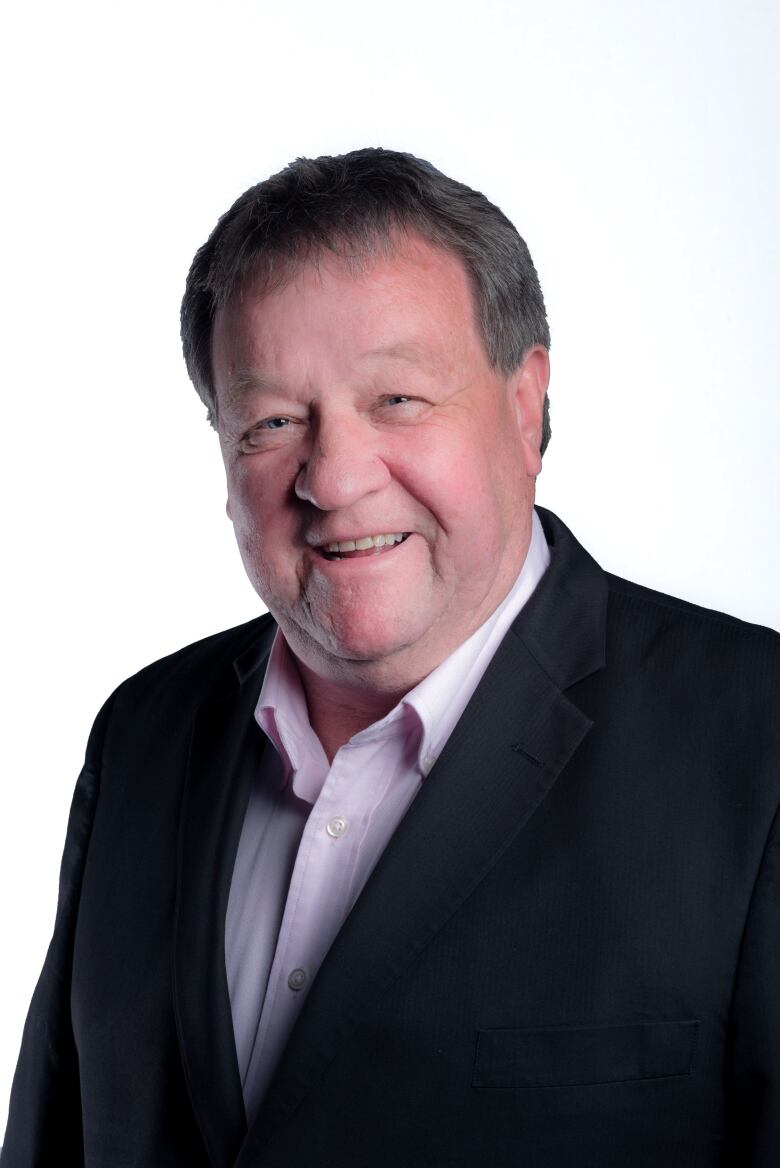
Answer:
[{"left": 4, "top": 507, "right": 780, "bottom": 1166}]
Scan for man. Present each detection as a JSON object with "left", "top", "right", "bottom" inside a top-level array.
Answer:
[{"left": 4, "top": 148, "right": 779, "bottom": 1166}]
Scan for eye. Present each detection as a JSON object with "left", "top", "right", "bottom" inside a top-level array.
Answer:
[
  {"left": 377, "top": 394, "right": 421, "bottom": 413},
  {"left": 238, "top": 415, "right": 299, "bottom": 453},
  {"left": 375, "top": 393, "right": 428, "bottom": 422}
]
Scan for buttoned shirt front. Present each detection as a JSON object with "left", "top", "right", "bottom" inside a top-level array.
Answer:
[{"left": 225, "top": 509, "right": 550, "bottom": 1121}]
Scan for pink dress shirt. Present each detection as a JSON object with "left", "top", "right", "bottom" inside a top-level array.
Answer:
[{"left": 225, "top": 510, "right": 550, "bottom": 1122}]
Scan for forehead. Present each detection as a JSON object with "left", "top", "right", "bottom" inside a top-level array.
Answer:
[{"left": 210, "top": 234, "right": 485, "bottom": 385}]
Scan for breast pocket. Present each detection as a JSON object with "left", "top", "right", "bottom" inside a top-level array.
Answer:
[{"left": 472, "top": 1019, "right": 699, "bottom": 1088}]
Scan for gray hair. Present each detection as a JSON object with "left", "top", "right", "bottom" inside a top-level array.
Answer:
[{"left": 181, "top": 147, "right": 551, "bottom": 453}]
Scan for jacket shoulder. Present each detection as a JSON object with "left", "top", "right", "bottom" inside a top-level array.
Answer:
[
  {"left": 109, "top": 611, "right": 276, "bottom": 714},
  {"left": 603, "top": 571, "right": 780, "bottom": 689},
  {"left": 606, "top": 571, "right": 779, "bottom": 637}
]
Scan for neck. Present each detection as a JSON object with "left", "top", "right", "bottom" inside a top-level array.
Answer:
[{"left": 295, "top": 660, "right": 407, "bottom": 762}]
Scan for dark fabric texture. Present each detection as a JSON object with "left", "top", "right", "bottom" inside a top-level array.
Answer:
[{"left": 3, "top": 507, "right": 780, "bottom": 1167}]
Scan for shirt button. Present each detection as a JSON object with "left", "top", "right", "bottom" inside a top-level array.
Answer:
[
  {"left": 288, "top": 968, "right": 307, "bottom": 991},
  {"left": 326, "top": 815, "right": 349, "bottom": 838}
]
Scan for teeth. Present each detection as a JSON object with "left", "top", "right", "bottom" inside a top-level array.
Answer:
[{"left": 324, "top": 532, "right": 406, "bottom": 554}]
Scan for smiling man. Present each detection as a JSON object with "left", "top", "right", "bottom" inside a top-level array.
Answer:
[{"left": 4, "top": 149, "right": 780, "bottom": 1167}]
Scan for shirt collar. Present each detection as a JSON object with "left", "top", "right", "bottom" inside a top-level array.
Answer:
[{"left": 255, "top": 632, "right": 326, "bottom": 789}]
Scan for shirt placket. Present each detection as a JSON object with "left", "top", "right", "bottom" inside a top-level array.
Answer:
[{"left": 242, "top": 740, "right": 370, "bottom": 1102}]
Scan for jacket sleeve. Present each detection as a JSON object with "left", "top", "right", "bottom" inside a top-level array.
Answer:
[
  {"left": 1, "top": 694, "right": 114, "bottom": 1166},
  {"left": 725, "top": 795, "right": 780, "bottom": 1164}
]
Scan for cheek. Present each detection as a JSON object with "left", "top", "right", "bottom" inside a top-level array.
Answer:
[
  {"left": 226, "top": 472, "right": 297, "bottom": 583},
  {"left": 411, "top": 438, "right": 505, "bottom": 524},
  {"left": 404, "top": 437, "right": 519, "bottom": 565},
  {"left": 228, "top": 459, "right": 291, "bottom": 531}
]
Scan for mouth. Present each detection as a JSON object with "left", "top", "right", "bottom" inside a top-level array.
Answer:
[{"left": 319, "top": 532, "right": 411, "bottom": 561}]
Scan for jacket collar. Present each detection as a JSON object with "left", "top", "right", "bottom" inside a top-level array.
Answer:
[{"left": 519, "top": 505, "right": 607, "bottom": 690}]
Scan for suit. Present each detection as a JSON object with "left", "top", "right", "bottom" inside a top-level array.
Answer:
[{"left": 4, "top": 506, "right": 780, "bottom": 1166}]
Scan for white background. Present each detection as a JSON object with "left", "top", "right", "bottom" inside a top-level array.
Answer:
[{"left": 1, "top": 0, "right": 778, "bottom": 1135}]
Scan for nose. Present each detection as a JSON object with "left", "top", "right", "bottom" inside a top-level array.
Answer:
[{"left": 294, "top": 412, "right": 391, "bottom": 511}]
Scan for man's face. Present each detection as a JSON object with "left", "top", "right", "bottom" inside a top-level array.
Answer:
[{"left": 212, "top": 234, "right": 548, "bottom": 688}]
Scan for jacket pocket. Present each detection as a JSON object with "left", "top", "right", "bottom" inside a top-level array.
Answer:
[{"left": 472, "top": 1019, "right": 699, "bottom": 1088}]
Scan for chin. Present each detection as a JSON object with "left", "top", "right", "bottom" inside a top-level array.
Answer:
[
  {"left": 323, "top": 628, "right": 414, "bottom": 667},
  {"left": 300, "top": 610, "right": 433, "bottom": 675}
]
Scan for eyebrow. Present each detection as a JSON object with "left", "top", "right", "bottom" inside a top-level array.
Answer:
[
  {"left": 361, "top": 340, "right": 433, "bottom": 365},
  {"left": 221, "top": 369, "right": 282, "bottom": 407}
]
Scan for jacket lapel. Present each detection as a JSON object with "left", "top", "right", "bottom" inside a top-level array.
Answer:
[
  {"left": 237, "top": 507, "right": 608, "bottom": 1162},
  {"left": 172, "top": 626, "right": 275, "bottom": 1168}
]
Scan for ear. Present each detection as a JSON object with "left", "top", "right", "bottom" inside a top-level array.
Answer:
[
  {"left": 510, "top": 345, "right": 550, "bottom": 478},
  {"left": 225, "top": 497, "right": 232, "bottom": 521}
]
